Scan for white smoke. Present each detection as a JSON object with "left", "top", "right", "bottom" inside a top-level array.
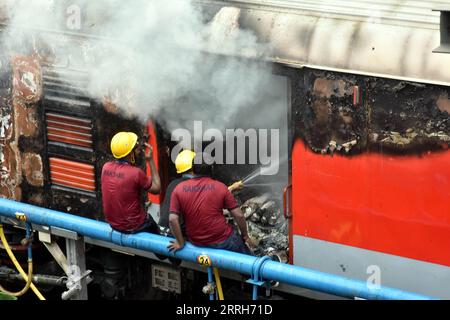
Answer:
[
  {"left": 1, "top": 0, "right": 289, "bottom": 187},
  {"left": 0, "top": 0, "right": 280, "bottom": 133}
]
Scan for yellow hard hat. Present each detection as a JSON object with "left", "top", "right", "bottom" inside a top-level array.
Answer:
[
  {"left": 111, "top": 132, "right": 138, "bottom": 159},
  {"left": 175, "top": 150, "right": 196, "bottom": 174}
]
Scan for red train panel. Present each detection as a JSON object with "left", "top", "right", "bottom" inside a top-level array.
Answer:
[{"left": 292, "top": 139, "right": 450, "bottom": 267}]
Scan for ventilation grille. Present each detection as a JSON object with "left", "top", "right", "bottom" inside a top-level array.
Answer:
[
  {"left": 43, "top": 66, "right": 97, "bottom": 195},
  {"left": 42, "top": 67, "right": 90, "bottom": 104},
  {"left": 49, "top": 157, "right": 96, "bottom": 192},
  {"left": 46, "top": 112, "right": 93, "bottom": 149}
]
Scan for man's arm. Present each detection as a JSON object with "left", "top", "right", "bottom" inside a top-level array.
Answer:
[
  {"left": 168, "top": 212, "right": 185, "bottom": 252},
  {"left": 228, "top": 181, "right": 244, "bottom": 192},
  {"left": 145, "top": 143, "right": 161, "bottom": 194},
  {"left": 229, "top": 207, "right": 255, "bottom": 247}
]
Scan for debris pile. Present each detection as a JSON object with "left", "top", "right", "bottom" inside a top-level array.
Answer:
[
  {"left": 319, "top": 138, "right": 358, "bottom": 154},
  {"left": 378, "top": 129, "right": 450, "bottom": 146},
  {"left": 238, "top": 193, "right": 288, "bottom": 262}
]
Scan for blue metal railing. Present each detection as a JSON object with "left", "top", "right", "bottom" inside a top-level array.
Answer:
[{"left": 0, "top": 198, "right": 437, "bottom": 300}]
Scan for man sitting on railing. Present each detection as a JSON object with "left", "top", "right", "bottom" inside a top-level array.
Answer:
[
  {"left": 101, "top": 132, "right": 162, "bottom": 236},
  {"left": 167, "top": 150, "right": 254, "bottom": 255}
]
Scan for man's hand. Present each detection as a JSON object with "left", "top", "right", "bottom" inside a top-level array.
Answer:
[
  {"left": 144, "top": 142, "right": 153, "bottom": 160},
  {"left": 243, "top": 235, "right": 256, "bottom": 249},
  {"left": 228, "top": 181, "right": 244, "bottom": 192},
  {"left": 168, "top": 240, "right": 184, "bottom": 253}
]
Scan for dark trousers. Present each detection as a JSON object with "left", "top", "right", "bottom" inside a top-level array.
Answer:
[
  {"left": 206, "top": 229, "right": 253, "bottom": 255},
  {"left": 118, "top": 214, "right": 160, "bottom": 235},
  {"left": 116, "top": 214, "right": 170, "bottom": 261}
]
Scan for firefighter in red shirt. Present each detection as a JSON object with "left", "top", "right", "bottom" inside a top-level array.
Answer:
[
  {"left": 101, "top": 132, "right": 161, "bottom": 234},
  {"left": 167, "top": 150, "right": 254, "bottom": 254}
]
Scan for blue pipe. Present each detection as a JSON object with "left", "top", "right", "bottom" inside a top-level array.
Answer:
[
  {"left": 0, "top": 199, "right": 437, "bottom": 300},
  {"left": 25, "top": 222, "right": 32, "bottom": 261},
  {"left": 207, "top": 267, "right": 214, "bottom": 300}
]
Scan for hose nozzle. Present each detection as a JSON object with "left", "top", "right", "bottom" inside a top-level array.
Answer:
[{"left": 228, "top": 180, "right": 244, "bottom": 192}]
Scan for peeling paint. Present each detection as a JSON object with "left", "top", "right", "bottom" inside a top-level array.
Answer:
[
  {"left": 12, "top": 57, "right": 41, "bottom": 138},
  {"left": 0, "top": 56, "right": 44, "bottom": 202},
  {"left": 0, "top": 185, "right": 13, "bottom": 199},
  {"left": 22, "top": 153, "right": 44, "bottom": 187},
  {"left": 14, "top": 103, "right": 39, "bottom": 137},
  {"left": 0, "top": 142, "right": 22, "bottom": 195},
  {"left": 0, "top": 114, "right": 11, "bottom": 138},
  {"left": 12, "top": 57, "right": 43, "bottom": 104},
  {"left": 21, "top": 70, "right": 38, "bottom": 94}
]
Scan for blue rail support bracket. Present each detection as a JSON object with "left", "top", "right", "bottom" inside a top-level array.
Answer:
[
  {"left": 205, "top": 267, "right": 216, "bottom": 300},
  {"left": 247, "top": 256, "right": 272, "bottom": 300}
]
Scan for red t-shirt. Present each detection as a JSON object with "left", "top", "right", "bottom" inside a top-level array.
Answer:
[
  {"left": 101, "top": 161, "right": 152, "bottom": 232},
  {"left": 170, "top": 176, "right": 238, "bottom": 246}
]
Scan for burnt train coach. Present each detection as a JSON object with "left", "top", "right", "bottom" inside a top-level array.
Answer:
[{"left": 0, "top": 0, "right": 449, "bottom": 299}]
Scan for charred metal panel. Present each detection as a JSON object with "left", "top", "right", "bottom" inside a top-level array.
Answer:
[{"left": 292, "top": 68, "right": 450, "bottom": 156}]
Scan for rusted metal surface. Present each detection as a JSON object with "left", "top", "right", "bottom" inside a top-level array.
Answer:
[
  {"left": 0, "top": 143, "right": 20, "bottom": 199},
  {"left": 0, "top": 107, "right": 12, "bottom": 141},
  {"left": 12, "top": 57, "right": 42, "bottom": 104},
  {"left": 1, "top": 56, "right": 45, "bottom": 204},
  {"left": 14, "top": 102, "right": 39, "bottom": 137},
  {"left": 0, "top": 56, "right": 13, "bottom": 198},
  {"left": 0, "top": 59, "right": 18, "bottom": 200},
  {"left": 22, "top": 153, "right": 44, "bottom": 187}
]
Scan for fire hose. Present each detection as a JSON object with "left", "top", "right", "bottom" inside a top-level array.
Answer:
[{"left": 0, "top": 220, "right": 45, "bottom": 300}]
